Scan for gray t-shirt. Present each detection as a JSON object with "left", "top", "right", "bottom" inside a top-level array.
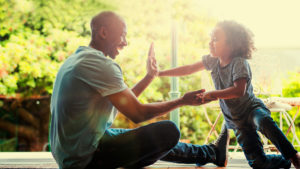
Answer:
[
  {"left": 202, "top": 55, "right": 266, "bottom": 129},
  {"left": 50, "top": 46, "right": 127, "bottom": 169}
]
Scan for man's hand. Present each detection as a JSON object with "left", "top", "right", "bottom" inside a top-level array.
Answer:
[
  {"left": 197, "top": 91, "right": 218, "bottom": 103},
  {"left": 131, "top": 43, "right": 158, "bottom": 97},
  {"left": 147, "top": 42, "right": 158, "bottom": 77},
  {"left": 181, "top": 89, "right": 213, "bottom": 106}
]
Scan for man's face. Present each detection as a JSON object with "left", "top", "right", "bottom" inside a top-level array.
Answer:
[{"left": 106, "top": 22, "right": 127, "bottom": 59}]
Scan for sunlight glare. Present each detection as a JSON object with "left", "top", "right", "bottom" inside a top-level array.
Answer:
[{"left": 197, "top": 0, "right": 300, "bottom": 47}]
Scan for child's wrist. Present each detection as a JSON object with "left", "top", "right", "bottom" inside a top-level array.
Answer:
[
  {"left": 158, "top": 71, "right": 162, "bottom": 76},
  {"left": 209, "top": 92, "right": 217, "bottom": 99}
]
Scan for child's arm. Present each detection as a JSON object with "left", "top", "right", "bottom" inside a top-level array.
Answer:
[
  {"left": 159, "top": 61, "right": 205, "bottom": 77},
  {"left": 200, "top": 78, "right": 247, "bottom": 101}
]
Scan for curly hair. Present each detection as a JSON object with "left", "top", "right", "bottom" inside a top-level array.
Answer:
[{"left": 217, "top": 20, "right": 256, "bottom": 59}]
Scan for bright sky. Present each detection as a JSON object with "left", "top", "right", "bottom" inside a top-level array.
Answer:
[{"left": 198, "top": 0, "right": 300, "bottom": 48}]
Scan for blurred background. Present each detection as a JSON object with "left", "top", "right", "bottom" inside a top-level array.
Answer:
[{"left": 0, "top": 0, "right": 299, "bottom": 152}]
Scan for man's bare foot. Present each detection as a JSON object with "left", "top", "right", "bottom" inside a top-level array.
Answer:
[{"left": 291, "top": 152, "right": 300, "bottom": 169}]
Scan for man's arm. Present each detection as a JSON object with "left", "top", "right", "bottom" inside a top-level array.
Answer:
[
  {"left": 131, "top": 43, "right": 158, "bottom": 97},
  {"left": 131, "top": 74, "right": 155, "bottom": 97},
  {"left": 108, "top": 88, "right": 208, "bottom": 123}
]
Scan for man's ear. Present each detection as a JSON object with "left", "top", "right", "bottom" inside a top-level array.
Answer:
[{"left": 99, "top": 26, "right": 107, "bottom": 39}]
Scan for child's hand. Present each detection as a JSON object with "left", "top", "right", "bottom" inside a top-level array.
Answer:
[
  {"left": 197, "top": 91, "right": 217, "bottom": 103},
  {"left": 181, "top": 89, "right": 206, "bottom": 106}
]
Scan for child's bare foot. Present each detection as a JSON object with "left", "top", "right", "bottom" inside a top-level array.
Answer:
[{"left": 291, "top": 152, "right": 300, "bottom": 169}]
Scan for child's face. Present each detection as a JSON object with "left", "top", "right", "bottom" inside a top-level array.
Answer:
[{"left": 209, "top": 27, "right": 231, "bottom": 58}]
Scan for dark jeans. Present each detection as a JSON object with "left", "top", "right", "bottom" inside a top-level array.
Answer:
[
  {"left": 85, "top": 120, "right": 217, "bottom": 169},
  {"left": 234, "top": 107, "right": 297, "bottom": 169}
]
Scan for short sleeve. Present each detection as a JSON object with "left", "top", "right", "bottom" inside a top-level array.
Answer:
[
  {"left": 232, "top": 57, "right": 251, "bottom": 82},
  {"left": 202, "top": 54, "right": 218, "bottom": 70},
  {"left": 74, "top": 54, "right": 127, "bottom": 97}
]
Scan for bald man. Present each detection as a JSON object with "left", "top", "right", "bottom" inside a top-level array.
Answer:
[{"left": 50, "top": 11, "right": 228, "bottom": 169}]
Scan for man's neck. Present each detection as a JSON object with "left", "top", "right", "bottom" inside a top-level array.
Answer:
[{"left": 89, "top": 40, "right": 106, "bottom": 55}]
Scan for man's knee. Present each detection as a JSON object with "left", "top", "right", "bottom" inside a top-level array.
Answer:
[
  {"left": 159, "top": 120, "right": 180, "bottom": 140},
  {"left": 151, "top": 121, "right": 180, "bottom": 148}
]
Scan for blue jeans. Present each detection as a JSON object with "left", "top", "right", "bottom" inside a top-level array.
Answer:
[
  {"left": 86, "top": 120, "right": 217, "bottom": 169},
  {"left": 234, "top": 107, "right": 297, "bottom": 169}
]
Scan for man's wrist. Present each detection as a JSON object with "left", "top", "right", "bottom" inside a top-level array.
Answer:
[
  {"left": 145, "top": 73, "right": 155, "bottom": 80},
  {"left": 177, "top": 97, "right": 186, "bottom": 106}
]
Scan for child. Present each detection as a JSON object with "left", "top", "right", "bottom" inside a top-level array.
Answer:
[{"left": 158, "top": 20, "right": 300, "bottom": 169}]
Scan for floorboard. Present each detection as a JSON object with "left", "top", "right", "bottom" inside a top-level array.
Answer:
[{"left": 0, "top": 152, "right": 295, "bottom": 168}]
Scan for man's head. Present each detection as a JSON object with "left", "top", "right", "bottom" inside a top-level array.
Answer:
[{"left": 90, "top": 11, "right": 127, "bottom": 59}]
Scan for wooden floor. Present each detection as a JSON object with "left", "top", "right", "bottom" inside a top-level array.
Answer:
[{"left": 0, "top": 152, "right": 295, "bottom": 168}]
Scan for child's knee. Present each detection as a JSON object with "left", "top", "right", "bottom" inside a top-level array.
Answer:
[
  {"left": 254, "top": 115, "right": 274, "bottom": 131},
  {"left": 249, "top": 154, "right": 291, "bottom": 169},
  {"left": 248, "top": 155, "right": 267, "bottom": 168}
]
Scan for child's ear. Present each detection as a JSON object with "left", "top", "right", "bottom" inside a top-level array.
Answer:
[{"left": 98, "top": 27, "right": 107, "bottom": 39}]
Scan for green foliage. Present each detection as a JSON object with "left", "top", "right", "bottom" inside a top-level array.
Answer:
[
  {"left": 281, "top": 71, "right": 300, "bottom": 150},
  {"left": 0, "top": 29, "right": 89, "bottom": 96},
  {"left": 0, "top": 0, "right": 23, "bottom": 39},
  {"left": 282, "top": 72, "right": 300, "bottom": 97},
  {"left": 0, "top": 0, "right": 112, "bottom": 97},
  {"left": 25, "top": 0, "right": 114, "bottom": 35},
  {"left": 180, "top": 105, "right": 224, "bottom": 144}
]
